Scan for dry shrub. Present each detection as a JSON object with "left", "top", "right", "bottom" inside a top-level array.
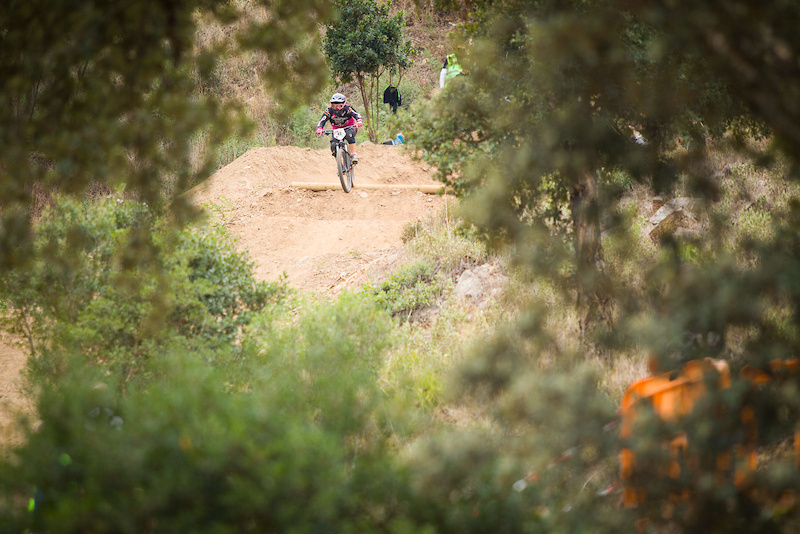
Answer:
[
  {"left": 26, "top": 181, "right": 53, "bottom": 223},
  {"left": 401, "top": 10, "right": 456, "bottom": 94},
  {"left": 195, "top": 1, "right": 275, "bottom": 133},
  {"left": 27, "top": 181, "right": 126, "bottom": 224}
]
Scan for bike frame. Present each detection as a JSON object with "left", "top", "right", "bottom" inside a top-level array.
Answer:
[{"left": 324, "top": 126, "right": 356, "bottom": 193}]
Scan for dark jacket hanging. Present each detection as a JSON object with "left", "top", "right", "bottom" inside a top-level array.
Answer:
[{"left": 383, "top": 86, "right": 401, "bottom": 114}]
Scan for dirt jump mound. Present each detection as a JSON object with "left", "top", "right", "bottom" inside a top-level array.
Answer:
[{"left": 185, "top": 142, "right": 450, "bottom": 294}]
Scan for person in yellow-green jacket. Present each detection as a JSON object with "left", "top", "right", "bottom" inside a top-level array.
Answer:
[{"left": 439, "top": 53, "right": 463, "bottom": 88}]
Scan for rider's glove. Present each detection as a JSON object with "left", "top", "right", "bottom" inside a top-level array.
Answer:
[
  {"left": 315, "top": 127, "right": 323, "bottom": 135},
  {"left": 355, "top": 119, "right": 363, "bottom": 128}
]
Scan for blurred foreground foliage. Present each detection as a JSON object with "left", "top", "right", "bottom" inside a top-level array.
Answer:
[
  {"left": 0, "top": 0, "right": 334, "bottom": 270},
  {"left": 4, "top": 0, "right": 800, "bottom": 533},
  {"left": 0, "top": 349, "right": 415, "bottom": 533},
  {"left": 403, "top": 0, "right": 800, "bottom": 531}
]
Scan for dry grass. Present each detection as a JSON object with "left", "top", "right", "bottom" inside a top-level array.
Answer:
[
  {"left": 592, "top": 352, "right": 651, "bottom": 401},
  {"left": 401, "top": 11, "right": 457, "bottom": 93},
  {"left": 184, "top": 0, "right": 458, "bottom": 173},
  {"left": 191, "top": 0, "right": 455, "bottom": 135},
  {"left": 195, "top": 2, "right": 274, "bottom": 130}
]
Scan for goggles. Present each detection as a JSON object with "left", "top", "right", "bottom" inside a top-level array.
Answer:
[{"left": 332, "top": 103, "right": 345, "bottom": 110}]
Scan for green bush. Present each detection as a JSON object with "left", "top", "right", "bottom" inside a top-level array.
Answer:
[
  {"left": 365, "top": 261, "right": 450, "bottom": 322},
  {"left": 166, "top": 224, "right": 283, "bottom": 344},
  {"left": 0, "top": 351, "right": 418, "bottom": 534},
  {"left": 241, "top": 292, "right": 398, "bottom": 427},
  {"left": 0, "top": 293, "right": 434, "bottom": 533},
  {"left": 0, "top": 196, "right": 283, "bottom": 383},
  {"left": 286, "top": 106, "right": 324, "bottom": 147}
]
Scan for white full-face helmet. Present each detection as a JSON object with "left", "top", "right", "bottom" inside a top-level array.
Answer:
[{"left": 330, "top": 93, "right": 346, "bottom": 105}]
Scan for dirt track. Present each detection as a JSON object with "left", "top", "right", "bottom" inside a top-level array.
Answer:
[
  {"left": 184, "top": 141, "right": 450, "bottom": 293},
  {"left": 0, "top": 141, "right": 449, "bottom": 438}
]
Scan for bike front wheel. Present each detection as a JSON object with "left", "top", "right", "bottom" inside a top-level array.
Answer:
[
  {"left": 345, "top": 150, "right": 355, "bottom": 191},
  {"left": 336, "top": 146, "right": 353, "bottom": 193}
]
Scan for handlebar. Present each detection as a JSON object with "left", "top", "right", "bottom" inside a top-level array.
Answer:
[{"left": 322, "top": 125, "right": 357, "bottom": 135}]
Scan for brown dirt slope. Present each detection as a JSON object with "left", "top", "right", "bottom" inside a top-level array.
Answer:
[
  {"left": 184, "top": 141, "right": 450, "bottom": 294},
  {"left": 0, "top": 332, "right": 30, "bottom": 449}
]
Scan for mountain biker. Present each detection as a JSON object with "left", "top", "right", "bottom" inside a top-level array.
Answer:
[{"left": 315, "top": 93, "right": 363, "bottom": 163}]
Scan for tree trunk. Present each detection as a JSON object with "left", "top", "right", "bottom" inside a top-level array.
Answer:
[
  {"left": 375, "top": 75, "right": 380, "bottom": 136},
  {"left": 355, "top": 73, "right": 377, "bottom": 143},
  {"left": 570, "top": 169, "right": 613, "bottom": 355}
]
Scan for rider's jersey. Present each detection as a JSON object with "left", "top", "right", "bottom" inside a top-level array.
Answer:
[{"left": 317, "top": 104, "right": 363, "bottom": 130}]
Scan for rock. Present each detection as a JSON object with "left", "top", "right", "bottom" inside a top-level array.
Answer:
[
  {"left": 455, "top": 269, "right": 484, "bottom": 301},
  {"left": 645, "top": 197, "right": 701, "bottom": 242},
  {"left": 454, "top": 261, "right": 508, "bottom": 308},
  {"left": 410, "top": 305, "right": 439, "bottom": 326}
]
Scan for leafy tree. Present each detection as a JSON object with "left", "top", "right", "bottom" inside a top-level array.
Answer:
[
  {"left": 323, "top": 0, "right": 414, "bottom": 141},
  {"left": 406, "top": 0, "right": 800, "bottom": 531},
  {"left": 0, "top": 0, "right": 334, "bottom": 270},
  {"left": 0, "top": 0, "right": 334, "bottom": 387},
  {"left": 408, "top": 0, "right": 757, "bottom": 349}
]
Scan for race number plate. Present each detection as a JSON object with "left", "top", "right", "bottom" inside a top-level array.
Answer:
[{"left": 333, "top": 129, "right": 347, "bottom": 140}]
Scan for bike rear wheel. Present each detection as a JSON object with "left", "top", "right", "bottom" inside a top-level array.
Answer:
[{"left": 336, "top": 146, "right": 353, "bottom": 193}]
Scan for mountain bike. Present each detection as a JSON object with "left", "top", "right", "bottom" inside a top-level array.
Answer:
[{"left": 324, "top": 126, "right": 356, "bottom": 193}]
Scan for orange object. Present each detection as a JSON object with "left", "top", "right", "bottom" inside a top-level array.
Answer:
[
  {"left": 620, "top": 358, "right": 731, "bottom": 507},
  {"left": 740, "top": 359, "right": 800, "bottom": 469},
  {"left": 621, "top": 357, "right": 800, "bottom": 508},
  {"left": 740, "top": 358, "right": 800, "bottom": 385}
]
